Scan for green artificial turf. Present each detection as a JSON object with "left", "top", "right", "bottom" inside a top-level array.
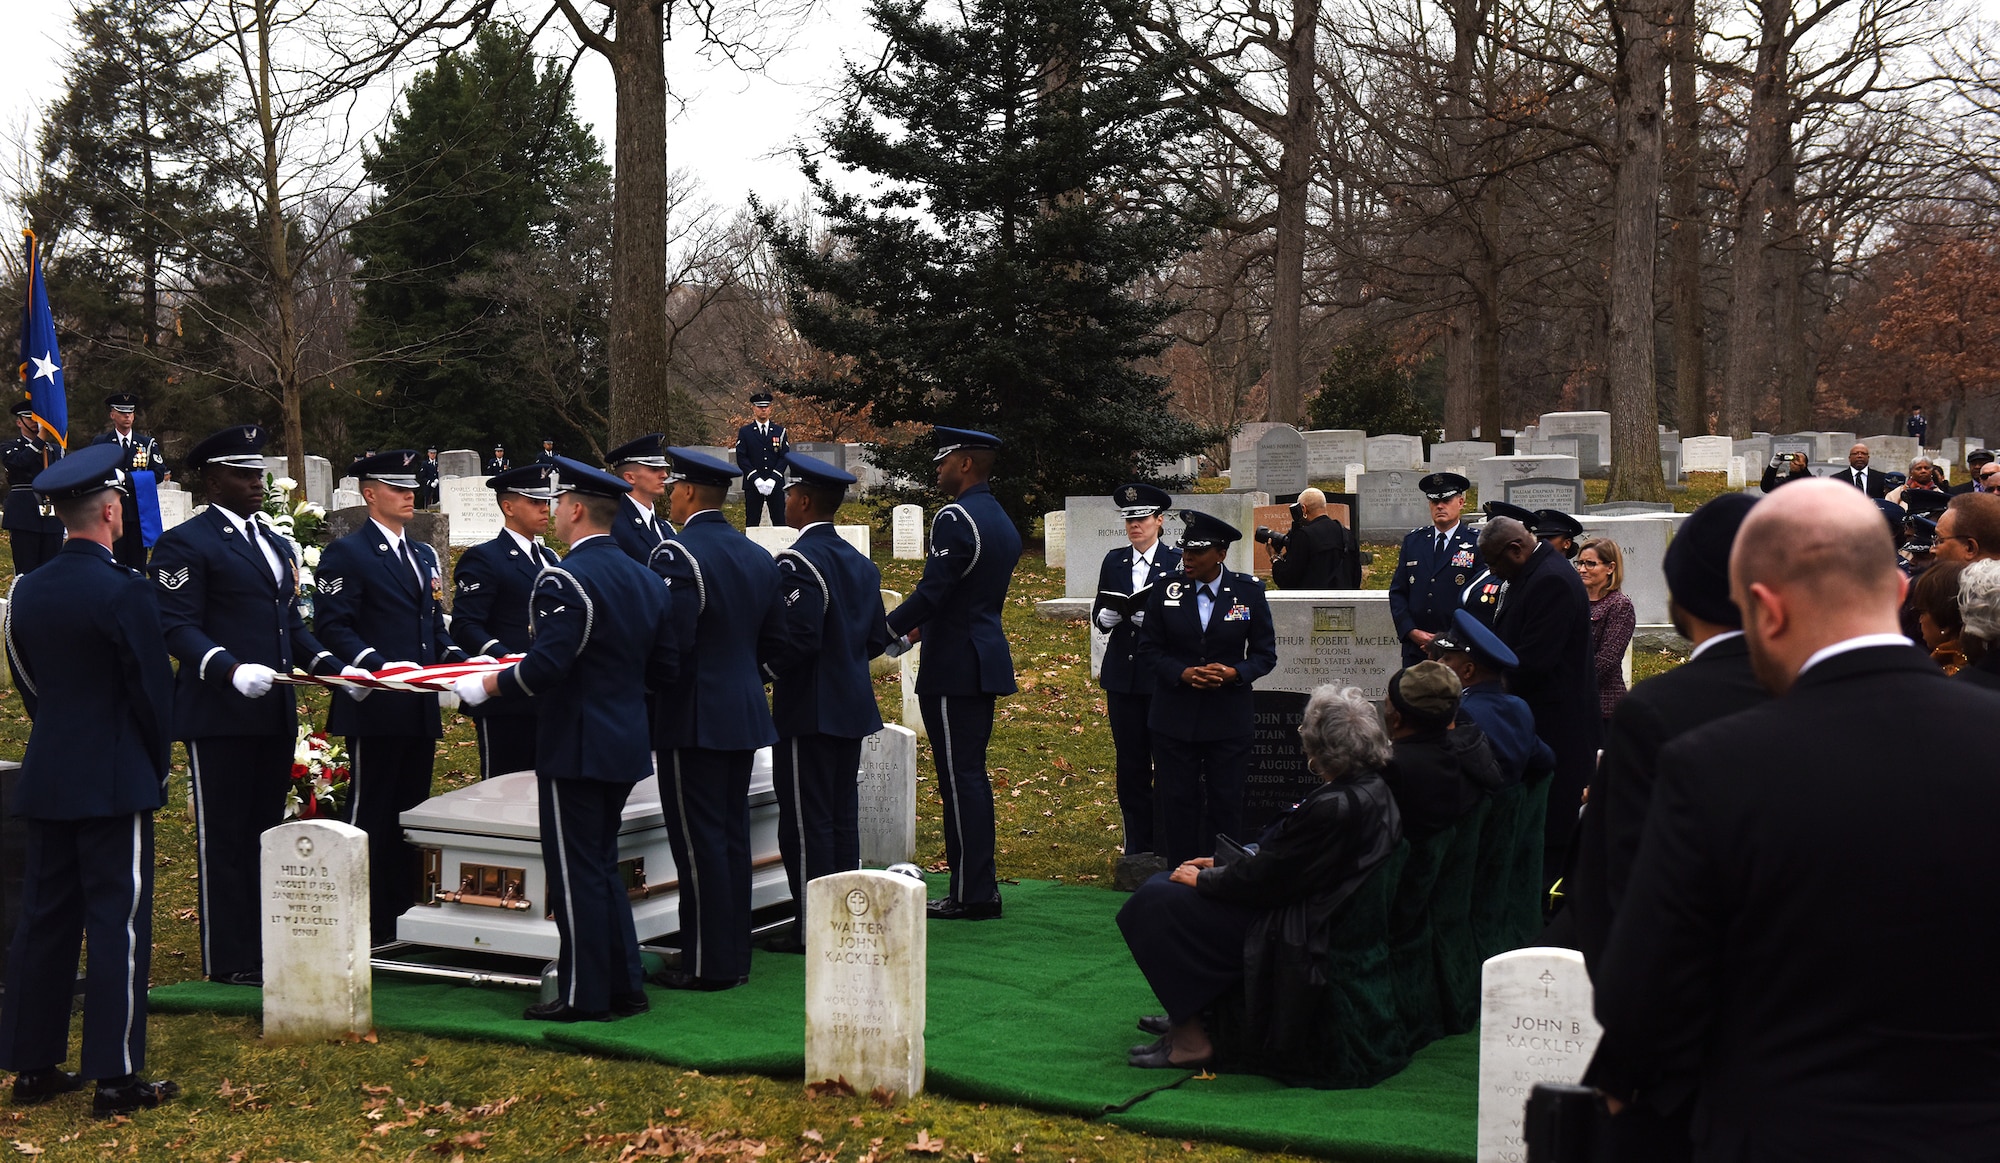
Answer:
[{"left": 150, "top": 876, "right": 1477, "bottom": 1160}]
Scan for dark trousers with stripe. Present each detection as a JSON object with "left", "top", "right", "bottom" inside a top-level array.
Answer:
[
  {"left": 773, "top": 733, "right": 864, "bottom": 910},
  {"left": 475, "top": 715, "right": 537, "bottom": 781},
  {"left": 538, "top": 774, "right": 643, "bottom": 1013},
  {"left": 343, "top": 735, "right": 436, "bottom": 945},
  {"left": 919, "top": 692, "right": 998, "bottom": 905},
  {"left": 657, "top": 748, "right": 753, "bottom": 983},
  {"left": 6, "top": 529, "right": 63, "bottom": 576},
  {"left": 0, "top": 812, "right": 153, "bottom": 1079},
  {"left": 188, "top": 735, "right": 292, "bottom": 978},
  {"left": 1105, "top": 691, "right": 1158, "bottom": 855},
  {"left": 1151, "top": 732, "right": 1251, "bottom": 865},
  {"left": 743, "top": 483, "right": 784, "bottom": 527}
]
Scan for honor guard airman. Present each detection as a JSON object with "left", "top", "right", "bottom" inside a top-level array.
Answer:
[
  {"left": 1389, "top": 472, "right": 1483, "bottom": 665},
  {"left": 452, "top": 458, "right": 679, "bottom": 1022},
  {"left": 2, "top": 400, "right": 64, "bottom": 575},
  {"left": 417, "top": 445, "right": 442, "bottom": 508},
  {"left": 1091, "top": 483, "right": 1180, "bottom": 859},
  {"left": 150, "top": 425, "right": 351, "bottom": 985},
  {"left": 484, "top": 445, "right": 510, "bottom": 475},
  {"left": 451, "top": 464, "right": 563, "bottom": 780},
  {"left": 884, "top": 426, "right": 1023, "bottom": 920},
  {"left": 760, "top": 453, "right": 891, "bottom": 942},
  {"left": 90, "top": 393, "right": 167, "bottom": 569},
  {"left": 605, "top": 433, "right": 673, "bottom": 562},
  {"left": 647, "top": 447, "right": 782, "bottom": 989},
  {"left": 314, "top": 450, "right": 469, "bottom": 944},
  {"left": 1533, "top": 508, "right": 1585, "bottom": 560},
  {"left": 1135, "top": 511, "right": 1277, "bottom": 863},
  {"left": 0, "top": 443, "right": 179, "bottom": 1116},
  {"left": 735, "top": 391, "right": 790, "bottom": 528}
]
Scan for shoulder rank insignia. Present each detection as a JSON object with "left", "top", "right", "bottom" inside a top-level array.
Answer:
[{"left": 156, "top": 567, "right": 190, "bottom": 590}]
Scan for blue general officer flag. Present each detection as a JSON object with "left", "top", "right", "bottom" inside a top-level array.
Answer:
[{"left": 18, "top": 230, "right": 68, "bottom": 450}]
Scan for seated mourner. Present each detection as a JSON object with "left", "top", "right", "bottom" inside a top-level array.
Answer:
[
  {"left": 1380, "top": 662, "right": 1506, "bottom": 833},
  {"left": 1115, "top": 684, "right": 1402, "bottom": 1070},
  {"left": 1426, "top": 609, "right": 1552, "bottom": 785}
]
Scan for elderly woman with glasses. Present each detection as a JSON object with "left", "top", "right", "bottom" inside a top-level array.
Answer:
[
  {"left": 1116, "top": 685, "right": 1402, "bottom": 1071},
  {"left": 1957, "top": 560, "right": 2000, "bottom": 691},
  {"left": 1576, "top": 538, "right": 1636, "bottom": 721}
]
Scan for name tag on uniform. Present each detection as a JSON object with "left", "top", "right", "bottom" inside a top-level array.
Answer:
[
  {"left": 1224, "top": 604, "right": 1251, "bottom": 622},
  {"left": 1451, "top": 549, "right": 1475, "bottom": 568}
]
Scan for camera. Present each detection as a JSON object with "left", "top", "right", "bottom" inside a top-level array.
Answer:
[
  {"left": 1254, "top": 526, "right": 1290, "bottom": 552},
  {"left": 1770, "top": 452, "right": 1791, "bottom": 469}
]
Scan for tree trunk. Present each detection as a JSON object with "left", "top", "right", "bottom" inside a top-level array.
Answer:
[
  {"left": 1443, "top": 307, "right": 1477, "bottom": 440},
  {"left": 1605, "top": 0, "right": 1670, "bottom": 501},
  {"left": 1719, "top": 0, "right": 1788, "bottom": 439},
  {"left": 1667, "top": 0, "right": 1705, "bottom": 437},
  {"left": 1264, "top": 0, "right": 1319, "bottom": 426},
  {"left": 1475, "top": 288, "right": 1503, "bottom": 450},
  {"left": 605, "top": 0, "right": 672, "bottom": 445},
  {"left": 254, "top": 0, "right": 305, "bottom": 481},
  {"left": 1770, "top": 146, "right": 1813, "bottom": 432}
]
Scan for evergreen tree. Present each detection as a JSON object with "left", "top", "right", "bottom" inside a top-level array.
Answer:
[
  {"left": 1306, "top": 334, "right": 1442, "bottom": 444},
  {"left": 756, "top": 0, "right": 1217, "bottom": 528},
  {"left": 347, "top": 24, "right": 610, "bottom": 456}
]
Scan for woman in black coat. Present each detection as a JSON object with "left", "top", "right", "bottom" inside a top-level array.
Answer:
[{"left": 1116, "top": 684, "right": 1403, "bottom": 1069}]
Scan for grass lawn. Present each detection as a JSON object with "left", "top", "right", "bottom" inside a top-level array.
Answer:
[{"left": 0, "top": 482, "right": 1703, "bottom": 1161}]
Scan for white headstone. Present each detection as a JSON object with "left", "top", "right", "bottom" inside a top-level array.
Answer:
[
  {"left": 1815, "top": 431, "right": 1858, "bottom": 462},
  {"left": 1304, "top": 430, "right": 1367, "bottom": 480},
  {"left": 1365, "top": 434, "right": 1426, "bottom": 471},
  {"left": 261, "top": 820, "right": 372, "bottom": 1042},
  {"left": 1355, "top": 471, "right": 1433, "bottom": 540},
  {"left": 1043, "top": 512, "right": 1066, "bottom": 569},
  {"left": 438, "top": 449, "right": 481, "bottom": 480},
  {"left": 1726, "top": 456, "right": 1747, "bottom": 489},
  {"left": 1680, "top": 435, "right": 1734, "bottom": 474},
  {"left": 892, "top": 504, "right": 924, "bottom": 560},
  {"left": 1860, "top": 435, "right": 1921, "bottom": 469},
  {"left": 438, "top": 475, "right": 503, "bottom": 547},
  {"left": 1477, "top": 948, "right": 1602, "bottom": 1163},
  {"left": 156, "top": 488, "right": 194, "bottom": 531},
  {"left": 1259, "top": 594, "right": 1402, "bottom": 701},
  {"left": 1063, "top": 493, "right": 1265, "bottom": 598},
  {"left": 1344, "top": 463, "right": 1365, "bottom": 494},
  {"left": 1536, "top": 412, "right": 1612, "bottom": 469},
  {"left": 304, "top": 455, "right": 334, "bottom": 509},
  {"left": 1573, "top": 512, "right": 1687, "bottom": 626},
  {"left": 871, "top": 590, "right": 904, "bottom": 679},
  {"left": 857, "top": 726, "right": 918, "bottom": 867},
  {"left": 333, "top": 488, "right": 365, "bottom": 512},
  {"left": 901, "top": 645, "right": 924, "bottom": 739},
  {"left": 1475, "top": 456, "right": 1581, "bottom": 503},
  {"left": 1228, "top": 421, "right": 1291, "bottom": 488},
  {"left": 745, "top": 525, "right": 872, "bottom": 558},
  {"left": 1430, "top": 441, "right": 1497, "bottom": 471},
  {"left": 338, "top": 475, "right": 360, "bottom": 495},
  {"left": 805, "top": 869, "right": 926, "bottom": 1099},
  {"left": 1252, "top": 427, "right": 1309, "bottom": 496}
]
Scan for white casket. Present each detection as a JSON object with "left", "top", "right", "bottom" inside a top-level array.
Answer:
[{"left": 394, "top": 749, "right": 790, "bottom": 958}]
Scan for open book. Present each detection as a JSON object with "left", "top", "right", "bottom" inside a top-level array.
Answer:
[{"left": 1097, "top": 585, "right": 1152, "bottom": 618}]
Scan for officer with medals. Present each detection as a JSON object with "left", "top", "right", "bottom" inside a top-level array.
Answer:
[
  {"left": 735, "top": 391, "right": 790, "bottom": 527},
  {"left": 91, "top": 393, "right": 167, "bottom": 569},
  {"left": 0, "top": 443, "right": 178, "bottom": 1116},
  {"left": 647, "top": 447, "right": 782, "bottom": 989},
  {"left": 883, "top": 427, "right": 1023, "bottom": 920},
  {"left": 452, "top": 458, "right": 678, "bottom": 1022},
  {"left": 149, "top": 425, "right": 354, "bottom": 985},
  {"left": 1090, "top": 483, "right": 1180, "bottom": 860},
  {"left": 485, "top": 444, "right": 510, "bottom": 475},
  {"left": 605, "top": 433, "right": 673, "bottom": 561},
  {"left": 1460, "top": 500, "right": 1536, "bottom": 627},
  {"left": 1388, "top": 471, "right": 1482, "bottom": 665},
  {"left": 450, "top": 464, "right": 563, "bottom": 780},
  {"left": 314, "top": 450, "right": 470, "bottom": 944},
  {"left": 1135, "top": 512, "right": 1276, "bottom": 863},
  {"left": 2, "top": 400, "right": 65, "bottom": 575},
  {"left": 536, "top": 438, "right": 558, "bottom": 464},
  {"left": 417, "top": 445, "right": 442, "bottom": 508},
  {"left": 759, "top": 452, "right": 891, "bottom": 945}
]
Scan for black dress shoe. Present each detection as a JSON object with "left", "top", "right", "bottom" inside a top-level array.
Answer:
[
  {"left": 1129, "top": 1034, "right": 1169, "bottom": 1057},
  {"left": 1127, "top": 1043, "right": 1211, "bottom": 1071},
  {"left": 611, "top": 991, "right": 651, "bottom": 1017},
  {"left": 12, "top": 1068, "right": 81, "bottom": 1105},
  {"left": 212, "top": 970, "right": 262, "bottom": 987},
  {"left": 647, "top": 968, "right": 746, "bottom": 992},
  {"left": 1136, "top": 1014, "right": 1169, "bottom": 1037},
  {"left": 926, "top": 897, "right": 1002, "bottom": 921},
  {"left": 523, "top": 999, "right": 612, "bottom": 1023},
  {"left": 92, "top": 1078, "right": 178, "bottom": 1117}
]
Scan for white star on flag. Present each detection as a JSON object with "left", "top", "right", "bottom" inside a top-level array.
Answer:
[{"left": 29, "top": 352, "right": 59, "bottom": 383}]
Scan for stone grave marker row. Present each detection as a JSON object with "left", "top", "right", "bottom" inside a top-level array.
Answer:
[
  {"left": 1305, "top": 430, "right": 1367, "bottom": 479},
  {"left": 1476, "top": 456, "right": 1580, "bottom": 503},
  {"left": 1365, "top": 434, "right": 1426, "bottom": 472},
  {"left": 1536, "top": 411, "right": 1611, "bottom": 469}
]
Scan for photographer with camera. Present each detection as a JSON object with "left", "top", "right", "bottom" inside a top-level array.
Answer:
[
  {"left": 1264, "top": 488, "right": 1358, "bottom": 590},
  {"left": 1760, "top": 450, "right": 1813, "bottom": 492}
]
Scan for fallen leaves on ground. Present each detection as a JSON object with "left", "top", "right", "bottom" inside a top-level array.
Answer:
[
  {"left": 804, "top": 1078, "right": 856, "bottom": 1100},
  {"left": 868, "top": 1086, "right": 897, "bottom": 1108},
  {"left": 8, "top": 1142, "right": 41, "bottom": 1157},
  {"left": 582, "top": 1124, "right": 771, "bottom": 1161},
  {"left": 904, "top": 1128, "right": 944, "bottom": 1155}
]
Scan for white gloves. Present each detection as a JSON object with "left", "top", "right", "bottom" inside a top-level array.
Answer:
[
  {"left": 1131, "top": 610, "right": 1147, "bottom": 627},
  {"left": 1095, "top": 608, "right": 1122, "bottom": 630},
  {"left": 882, "top": 635, "right": 911, "bottom": 659},
  {"left": 755, "top": 477, "right": 775, "bottom": 496},
  {"left": 231, "top": 663, "right": 276, "bottom": 699},
  {"left": 339, "top": 665, "right": 374, "bottom": 702},
  {"left": 468, "top": 655, "right": 497, "bottom": 665},
  {"left": 452, "top": 673, "right": 493, "bottom": 708},
  {"left": 382, "top": 660, "right": 419, "bottom": 673}
]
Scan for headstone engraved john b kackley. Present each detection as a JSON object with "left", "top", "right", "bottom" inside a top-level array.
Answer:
[
  {"left": 261, "top": 819, "right": 373, "bottom": 1042},
  {"left": 1476, "top": 947, "right": 1603, "bottom": 1163},
  {"left": 806, "top": 869, "right": 926, "bottom": 1099}
]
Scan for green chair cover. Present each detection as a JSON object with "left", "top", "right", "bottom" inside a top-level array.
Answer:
[
  {"left": 1432, "top": 799, "right": 1491, "bottom": 1033},
  {"left": 1387, "top": 827, "right": 1458, "bottom": 1049},
  {"left": 1471, "top": 785, "right": 1524, "bottom": 962},
  {"left": 1506, "top": 771, "right": 1553, "bottom": 950}
]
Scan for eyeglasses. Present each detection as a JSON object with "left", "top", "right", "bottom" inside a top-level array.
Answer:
[{"left": 1575, "top": 558, "right": 1606, "bottom": 569}]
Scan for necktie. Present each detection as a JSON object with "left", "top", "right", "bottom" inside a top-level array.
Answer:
[
  {"left": 398, "top": 540, "right": 423, "bottom": 597},
  {"left": 1435, "top": 531, "right": 1447, "bottom": 558},
  {"left": 247, "top": 519, "right": 281, "bottom": 586}
]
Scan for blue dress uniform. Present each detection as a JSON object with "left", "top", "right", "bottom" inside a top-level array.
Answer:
[
  {"left": 466, "top": 459, "right": 679, "bottom": 1021},
  {"left": 758, "top": 454, "right": 892, "bottom": 913},
  {"left": 91, "top": 395, "right": 168, "bottom": 570},
  {"left": 1388, "top": 473, "right": 1482, "bottom": 666},
  {"left": 885, "top": 427, "right": 1023, "bottom": 917},
  {"left": 313, "top": 450, "right": 468, "bottom": 943},
  {"left": 149, "top": 425, "right": 345, "bottom": 983},
  {"left": 1091, "top": 484, "right": 1182, "bottom": 856},
  {"left": 484, "top": 448, "right": 510, "bottom": 475},
  {"left": 451, "top": 465, "right": 563, "bottom": 780},
  {"left": 2, "top": 403, "right": 64, "bottom": 575},
  {"left": 1135, "top": 513, "right": 1277, "bottom": 864},
  {"left": 648, "top": 448, "right": 782, "bottom": 987},
  {"left": 605, "top": 434, "right": 673, "bottom": 562},
  {"left": 0, "top": 446, "right": 173, "bottom": 1094},
  {"left": 417, "top": 448, "right": 441, "bottom": 508},
  {"left": 734, "top": 392, "right": 789, "bottom": 528}
]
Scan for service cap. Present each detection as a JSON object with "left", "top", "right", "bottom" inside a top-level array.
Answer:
[
  {"left": 931, "top": 426, "right": 1002, "bottom": 462},
  {"left": 34, "top": 443, "right": 126, "bottom": 500},
  {"left": 749, "top": 390, "right": 774, "bottom": 406},
  {"left": 1481, "top": 500, "right": 1536, "bottom": 525},
  {"left": 185, "top": 424, "right": 270, "bottom": 472},
  {"left": 104, "top": 393, "right": 139, "bottom": 413},
  {"left": 785, "top": 451, "right": 856, "bottom": 490},
  {"left": 1418, "top": 471, "right": 1470, "bottom": 501},
  {"left": 488, "top": 462, "right": 558, "bottom": 500},
  {"left": 1179, "top": 510, "right": 1241, "bottom": 550},
  {"left": 1113, "top": 483, "right": 1171, "bottom": 520},
  {"left": 666, "top": 446, "right": 741, "bottom": 487},
  {"left": 1532, "top": 509, "right": 1584, "bottom": 541},
  {"left": 547, "top": 456, "right": 632, "bottom": 499},
  {"left": 605, "top": 433, "right": 668, "bottom": 468},
  {"left": 1429, "top": 608, "right": 1519, "bottom": 671},
  {"left": 350, "top": 449, "right": 422, "bottom": 490}
]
